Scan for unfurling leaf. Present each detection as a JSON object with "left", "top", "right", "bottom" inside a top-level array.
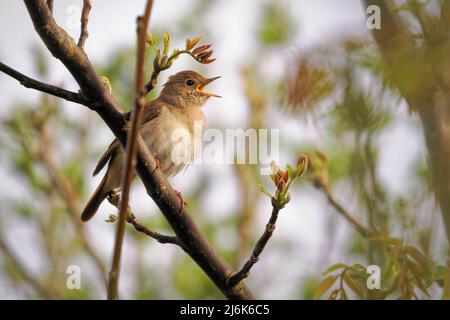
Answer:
[
  {"left": 192, "top": 44, "right": 211, "bottom": 54},
  {"left": 442, "top": 266, "right": 450, "bottom": 300},
  {"left": 405, "top": 246, "right": 428, "bottom": 270},
  {"left": 202, "top": 58, "right": 216, "bottom": 64},
  {"left": 343, "top": 273, "right": 366, "bottom": 299},
  {"left": 186, "top": 36, "right": 201, "bottom": 50},
  {"left": 323, "top": 263, "right": 347, "bottom": 275},
  {"left": 163, "top": 31, "right": 171, "bottom": 54},
  {"left": 314, "top": 275, "right": 338, "bottom": 299},
  {"left": 146, "top": 33, "right": 157, "bottom": 47},
  {"left": 196, "top": 50, "right": 214, "bottom": 62},
  {"left": 258, "top": 184, "right": 272, "bottom": 198},
  {"left": 328, "top": 289, "right": 340, "bottom": 300}
]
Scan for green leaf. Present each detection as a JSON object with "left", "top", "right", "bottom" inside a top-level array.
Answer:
[
  {"left": 146, "top": 33, "right": 157, "bottom": 46},
  {"left": 328, "top": 289, "right": 340, "bottom": 300},
  {"left": 404, "top": 246, "right": 427, "bottom": 270},
  {"left": 343, "top": 273, "right": 366, "bottom": 299},
  {"left": 408, "top": 261, "right": 430, "bottom": 297},
  {"left": 257, "top": 184, "right": 272, "bottom": 198},
  {"left": 323, "top": 263, "right": 347, "bottom": 275},
  {"left": 314, "top": 275, "right": 338, "bottom": 300},
  {"left": 443, "top": 266, "right": 450, "bottom": 300},
  {"left": 286, "top": 164, "right": 295, "bottom": 180},
  {"left": 431, "top": 265, "right": 447, "bottom": 281},
  {"left": 370, "top": 235, "right": 402, "bottom": 246}
]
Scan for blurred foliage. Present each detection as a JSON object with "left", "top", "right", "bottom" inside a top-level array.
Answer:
[{"left": 258, "top": 2, "right": 296, "bottom": 46}]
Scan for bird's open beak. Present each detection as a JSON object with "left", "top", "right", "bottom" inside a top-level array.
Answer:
[{"left": 196, "top": 76, "right": 222, "bottom": 98}]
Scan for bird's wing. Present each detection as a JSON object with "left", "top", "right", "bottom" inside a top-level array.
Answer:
[
  {"left": 92, "top": 138, "right": 120, "bottom": 176},
  {"left": 141, "top": 99, "right": 165, "bottom": 124},
  {"left": 92, "top": 100, "right": 165, "bottom": 176}
]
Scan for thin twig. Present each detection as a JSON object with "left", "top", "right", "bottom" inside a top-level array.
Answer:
[
  {"left": 128, "top": 215, "right": 180, "bottom": 246},
  {"left": 78, "top": 0, "right": 92, "bottom": 49},
  {"left": 38, "top": 128, "right": 107, "bottom": 286},
  {"left": 106, "top": 192, "right": 180, "bottom": 246},
  {"left": 227, "top": 201, "right": 282, "bottom": 287},
  {"left": 0, "top": 62, "right": 86, "bottom": 105},
  {"left": 108, "top": 0, "right": 154, "bottom": 300},
  {"left": 142, "top": 68, "right": 160, "bottom": 96},
  {"left": 317, "top": 181, "right": 373, "bottom": 238}
]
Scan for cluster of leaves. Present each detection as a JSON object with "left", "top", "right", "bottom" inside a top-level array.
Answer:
[
  {"left": 282, "top": 57, "right": 336, "bottom": 115},
  {"left": 0, "top": 99, "right": 96, "bottom": 298},
  {"left": 146, "top": 31, "right": 216, "bottom": 73},
  {"left": 315, "top": 232, "right": 450, "bottom": 300},
  {"left": 259, "top": 154, "right": 309, "bottom": 209},
  {"left": 258, "top": 2, "right": 296, "bottom": 46}
]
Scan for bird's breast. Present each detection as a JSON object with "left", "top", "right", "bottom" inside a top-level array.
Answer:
[{"left": 140, "top": 109, "right": 204, "bottom": 176}]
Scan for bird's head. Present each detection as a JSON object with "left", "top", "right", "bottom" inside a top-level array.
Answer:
[{"left": 159, "top": 70, "right": 221, "bottom": 108}]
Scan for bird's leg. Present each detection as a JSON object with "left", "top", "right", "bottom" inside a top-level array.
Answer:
[{"left": 174, "top": 189, "right": 187, "bottom": 212}]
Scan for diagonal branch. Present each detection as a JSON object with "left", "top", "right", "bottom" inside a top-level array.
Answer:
[
  {"left": 315, "top": 178, "right": 373, "bottom": 238},
  {"left": 22, "top": 0, "right": 254, "bottom": 299},
  {"left": 78, "top": 0, "right": 92, "bottom": 49},
  {"left": 128, "top": 215, "right": 180, "bottom": 246},
  {"left": 227, "top": 202, "right": 281, "bottom": 287},
  {"left": 0, "top": 62, "right": 86, "bottom": 105}
]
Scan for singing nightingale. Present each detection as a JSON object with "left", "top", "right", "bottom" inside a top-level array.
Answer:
[{"left": 81, "top": 70, "right": 221, "bottom": 222}]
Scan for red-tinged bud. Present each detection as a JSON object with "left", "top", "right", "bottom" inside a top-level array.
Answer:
[
  {"left": 274, "top": 172, "right": 281, "bottom": 187},
  {"left": 295, "top": 153, "right": 309, "bottom": 178},
  {"left": 202, "top": 58, "right": 216, "bottom": 64},
  {"left": 297, "top": 153, "right": 308, "bottom": 167},
  {"left": 197, "top": 51, "right": 213, "bottom": 62},
  {"left": 196, "top": 51, "right": 211, "bottom": 59},
  {"left": 192, "top": 44, "right": 211, "bottom": 54},
  {"left": 281, "top": 170, "right": 289, "bottom": 184}
]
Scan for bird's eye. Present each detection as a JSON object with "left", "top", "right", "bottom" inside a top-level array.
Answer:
[{"left": 185, "top": 79, "right": 195, "bottom": 86}]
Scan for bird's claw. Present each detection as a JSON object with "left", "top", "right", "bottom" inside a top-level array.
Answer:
[
  {"left": 174, "top": 190, "right": 187, "bottom": 212},
  {"left": 153, "top": 158, "right": 162, "bottom": 174}
]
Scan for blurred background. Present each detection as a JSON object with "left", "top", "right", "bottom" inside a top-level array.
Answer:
[{"left": 0, "top": 0, "right": 449, "bottom": 299}]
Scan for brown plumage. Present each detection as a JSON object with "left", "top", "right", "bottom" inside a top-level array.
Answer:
[{"left": 81, "top": 70, "right": 221, "bottom": 222}]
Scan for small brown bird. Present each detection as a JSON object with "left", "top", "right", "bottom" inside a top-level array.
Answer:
[{"left": 81, "top": 70, "right": 221, "bottom": 222}]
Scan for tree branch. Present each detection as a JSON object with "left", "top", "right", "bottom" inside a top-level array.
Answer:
[
  {"left": 106, "top": 191, "right": 180, "bottom": 246},
  {"left": 108, "top": 0, "right": 154, "bottom": 300},
  {"left": 128, "top": 215, "right": 180, "bottom": 246},
  {"left": 227, "top": 202, "right": 282, "bottom": 287},
  {"left": 21, "top": 0, "right": 254, "bottom": 299},
  {"left": 78, "top": 0, "right": 92, "bottom": 49},
  {"left": 317, "top": 181, "right": 373, "bottom": 238},
  {"left": 0, "top": 62, "right": 86, "bottom": 105}
]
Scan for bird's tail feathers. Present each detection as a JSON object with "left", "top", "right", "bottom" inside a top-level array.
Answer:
[{"left": 81, "top": 175, "right": 108, "bottom": 222}]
